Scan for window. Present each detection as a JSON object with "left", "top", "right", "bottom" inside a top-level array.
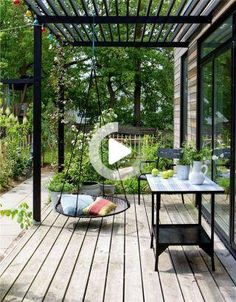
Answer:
[
  {"left": 180, "top": 53, "right": 188, "bottom": 144},
  {"left": 201, "top": 16, "right": 232, "bottom": 59}
]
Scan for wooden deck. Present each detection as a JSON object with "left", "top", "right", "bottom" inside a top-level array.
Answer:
[{"left": 0, "top": 194, "right": 236, "bottom": 302}]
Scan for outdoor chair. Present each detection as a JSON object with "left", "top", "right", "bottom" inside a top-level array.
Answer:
[
  {"left": 137, "top": 148, "right": 183, "bottom": 205},
  {"left": 213, "top": 148, "right": 231, "bottom": 178}
]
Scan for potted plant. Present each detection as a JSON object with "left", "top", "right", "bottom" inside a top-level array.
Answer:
[
  {"left": 48, "top": 173, "right": 75, "bottom": 210},
  {"left": 187, "top": 143, "right": 211, "bottom": 185},
  {"left": 176, "top": 142, "right": 192, "bottom": 180},
  {"left": 100, "top": 179, "right": 116, "bottom": 195}
]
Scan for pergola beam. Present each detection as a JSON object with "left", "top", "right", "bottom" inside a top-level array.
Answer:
[
  {"left": 70, "top": 41, "right": 189, "bottom": 47},
  {"left": 37, "top": 15, "right": 212, "bottom": 25}
]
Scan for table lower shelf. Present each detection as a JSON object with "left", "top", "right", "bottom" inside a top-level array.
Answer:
[{"left": 153, "top": 224, "right": 211, "bottom": 246}]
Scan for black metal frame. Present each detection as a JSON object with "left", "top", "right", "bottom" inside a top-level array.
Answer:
[
  {"left": 150, "top": 191, "right": 217, "bottom": 271},
  {"left": 197, "top": 7, "right": 236, "bottom": 253},
  {"left": 180, "top": 51, "right": 188, "bottom": 145},
  {"left": 25, "top": 0, "right": 218, "bottom": 47},
  {"left": 28, "top": 0, "right": 223, "bottom": 222},
  {"left": 37, "top": 15, "right": 212, "bottom": 25},
  {"left": 33, "top": 23, "right": 42, "bottom": 222}
]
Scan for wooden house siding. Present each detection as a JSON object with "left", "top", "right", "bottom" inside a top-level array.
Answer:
[{"left": 173, "top": 0, "right": 235, "bottom": 148}]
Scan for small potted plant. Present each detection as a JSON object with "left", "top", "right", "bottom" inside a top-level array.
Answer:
[
  {"left": 187, "top": 143, "right": 211, "bottom": 185},
  {"left": 176, "top": 142, "right": 192, "bottom": 180},
  {"left": 48, "top": 173, "right": 75, "bottom": 210}
]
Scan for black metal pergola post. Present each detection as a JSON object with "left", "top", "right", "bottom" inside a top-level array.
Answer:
[{"left": 33, "top": 23, "right": 42, "bottom": 222}]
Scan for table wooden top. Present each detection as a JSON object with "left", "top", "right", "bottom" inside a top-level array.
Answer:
[{"left": 146, "top": 174, "right": 224, "bottom": 194}]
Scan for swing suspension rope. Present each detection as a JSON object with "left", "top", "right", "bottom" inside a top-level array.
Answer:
[{"left": 56, "top": 17, "right": 130, "bottom": 218}]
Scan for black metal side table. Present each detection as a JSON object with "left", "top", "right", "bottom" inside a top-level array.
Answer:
[{"left": 146, "top": 174, "right": 224, "bottom": 271}]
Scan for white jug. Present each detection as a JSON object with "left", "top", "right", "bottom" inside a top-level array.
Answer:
[{"left": 189, "top": 161, "right": 208, "bottom": 185}]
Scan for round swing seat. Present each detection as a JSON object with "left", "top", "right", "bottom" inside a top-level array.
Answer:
[{"left": 56, "top": 194, "right": 130, "bottom": 218}]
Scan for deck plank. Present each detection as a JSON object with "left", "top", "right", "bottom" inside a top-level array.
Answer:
[
  {"left": 178, "top": 196, "right": 236, "bottom": 301},
  {"left": 103, "top": 212, "right": 125, "bottom": 302},
  {"left": 84, "top": 217, "right": 114, "bottom": 301},
  {"left": 124, "top": 200, "right": 144, "bottom": 302},
  {"left": 63, "top": 219, "right": 103, "bottom": 301},
  {"left": 134, "top": 195, "right": 164, "bottom": 302},
  {"left": 0, "top": 205, "right": 52, "bottom": 276},
  {"left": 161, "top": 195, "right": 204, "bottom": 302},
  {"left": 166, "top": 195, "right": 225, "bottom": 302},
  {"left": 23, "top": 217, "right": 77, "bottom": 302},
  {"left": 0, "top": 210, "right": 59, "bottom": 300},
  {"left": 43, "top": 218, "right": 90, "bottom": 302},
  {"left": 3, "top": 214, "right": 68, "bottom": 301},
  {"left": 143, "top": 195, "right": 184, "bottom": 302}
]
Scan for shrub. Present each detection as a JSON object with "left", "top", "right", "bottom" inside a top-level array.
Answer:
[{"left": 48, "top": 173, "right": 75, "bottom": 193}]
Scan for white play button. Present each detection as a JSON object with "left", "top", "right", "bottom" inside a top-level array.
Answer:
[{"left": 108, "top": 138, "right": 131, "bottom": 165}]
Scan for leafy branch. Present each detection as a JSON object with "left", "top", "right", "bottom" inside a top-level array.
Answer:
[{"left": 0, "top": 202, "right": 32, "bottom": 229}]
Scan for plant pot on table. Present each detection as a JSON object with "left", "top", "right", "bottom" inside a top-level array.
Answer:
[{"left": 176, "top": 165, "right": 190, "bottom": 180}]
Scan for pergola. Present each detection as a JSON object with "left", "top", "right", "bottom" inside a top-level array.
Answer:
[{"left": 23, "top": 0, "right": 223, "bottom": 222}]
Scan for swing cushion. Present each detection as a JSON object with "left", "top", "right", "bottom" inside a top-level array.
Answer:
[
  {"left": 83, "top": 197, "right": 117, "bottom": 216},
  {"left": 60, "top": 194, "right": 94, "bottom": 216}
]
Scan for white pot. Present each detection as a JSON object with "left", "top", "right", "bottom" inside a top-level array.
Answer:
[
  {"left": 176, "top": 165, "right": 190, "bottom": 180},
  {"left": 49, "top": 191, "right": 60, "bottom": 211},
  {"left": 189, "top": 161, "right": 208, "bottom": 185}
]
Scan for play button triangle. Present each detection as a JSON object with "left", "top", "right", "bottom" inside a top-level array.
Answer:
[{"left": 108, "top": 138, "right": 131, "bottom": 165}]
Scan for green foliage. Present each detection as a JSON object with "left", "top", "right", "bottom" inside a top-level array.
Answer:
[
  {"left": 140, "top": 133, "right": 173, "bottom": 173},
  {"left": 0, "top": 202, "right": 32, "bottom": 229},
  {"left": 216, "top": 177, "right": 230, "bottom": 194},
  {"left": 48, "top": 173, "right": 75, "bottom": 193},
  {"left": 116, "top": 177, "right": 149, "bottom": 194},
  {"left": 181, "top": 141, "right": 212, "bottom": 163},
  {"left": 0, "top": 106, "right": 31, "bottom": 189},
  {"left": 178, "top": 141, "right": 194, "bottom": 166}
]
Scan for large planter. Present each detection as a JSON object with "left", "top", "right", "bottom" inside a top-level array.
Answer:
[
  {"left": 189, "top": 161, "right": 208, "bottom": 185},
  {"left": 176, "top": 165, "right": 190, "bottom": 180},
  {"left": 79, "top": 181, "right": 101, "bottom": 196},
  {"left": 49, "top": 191, "right": 61, "bottom": 211},
  {"left": 100, "top": 183, "right": 116, "bottom": 195}
]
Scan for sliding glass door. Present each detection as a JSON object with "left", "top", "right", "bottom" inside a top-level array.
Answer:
[
  {"left": 201, "top": 48, "right": 232, "bottom": 238},
  {"left": 200, "top": 13, "right": 235, "bottom": 250},
  {"left": 214, "top": 49, "right": 232, "bottom": 237}
]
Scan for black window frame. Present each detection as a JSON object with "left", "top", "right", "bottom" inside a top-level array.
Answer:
[{"left": 180, "top": 51, "right": 188, "bottom": 145}]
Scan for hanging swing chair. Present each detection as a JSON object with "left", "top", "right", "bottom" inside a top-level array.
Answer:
[{"left": 55, "top": 44, "right": 130, "bottom": 219}]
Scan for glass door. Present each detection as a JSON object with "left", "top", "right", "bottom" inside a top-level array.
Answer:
[
  {"left": 201, "top": 60, "right": 213, "bottom": 218},
  {"left": 213, "top": 49, "right": 232, "bottom": 237},
  {"left": 201, "top": 47, "right": 232, "bottom": 241}
]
